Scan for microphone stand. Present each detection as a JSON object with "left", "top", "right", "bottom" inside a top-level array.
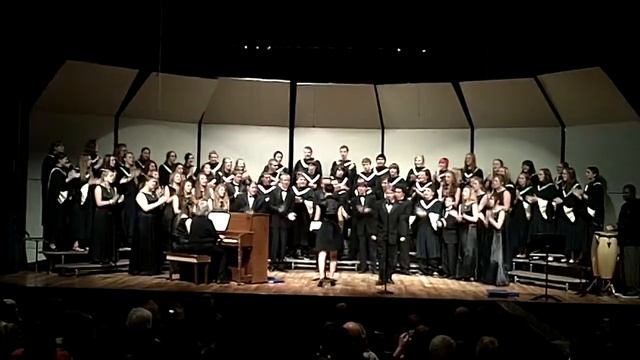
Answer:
[{"left": 378, "top": 200, "right": 394, "bottom": 295}]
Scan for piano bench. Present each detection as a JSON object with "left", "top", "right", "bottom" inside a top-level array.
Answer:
[{"left": 166, "top": 253, "right": 212, "bottom": 284}]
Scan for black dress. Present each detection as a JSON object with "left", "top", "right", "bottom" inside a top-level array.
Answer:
[
  {"left": 528, "top": 183, "right": 559, "bottom": 251},
  {"left": 162, "top": 186, "right": 178, "bottom": 250},
  {"left": 415, "top": 198, "right": 442, "bottom": 270},
  {"left": 90, "top": 185, "right": 116, "bottom": 264},
  {"left": 45, "top": 167, "right": 71, "bottom": 250},
  {"left": 556, "top": 183, "right": 587, "bottom": 258},
  {"left": 129, "top": 192, "right": 164, "bottom": 275},
  {"left": 291, "top": 186, "right": 315, "bottom": 256},
  {"left": 117, "top": 166, "right": 138, "bottom": 247},
  {"left": 509, "top": 186, "right": 533, "bottom": 256},
  {"left": 69, "top": 177, "right": 91, "bottom": 249},
  {"left": 482, "top": 210, "right": 509, "bottom": 286},
  {"left": 583, "top": 180, "right": 605, "bottom": 259},
  {"left": 457, "top": 202, "right": 478, "bottom": 280},
  {"left": 316, "top": 195, "right": 343, "bottom": 251},
  {"left": 476, "top": 193, "right": 493, "bottom": 283}
]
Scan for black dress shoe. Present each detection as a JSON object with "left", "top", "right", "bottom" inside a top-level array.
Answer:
[
  {"left": 387, "top": 279, "right": 395, "bottom": 285},
  {"left": 317, "top": 280, "right": 324, "bottom": 287},
  {"left": 375, "top": 279, "right": 385, "bottom": 286}
]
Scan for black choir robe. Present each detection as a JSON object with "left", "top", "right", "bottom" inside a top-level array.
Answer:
[
  {"left": 357, "top": 170, "right": 377, "bottom": 189},
  {"left": 330, "top": 159, "right": 357, "bottom": 182},
  {"left": 462, "top": 167, "right": 484, "bottom": 185},
  {"left": 159, "top": 162, "right": 173, "bottom": 187},
  {"left": 226, "top": 181, "right": 246, "bottom": 200},
  {"left": 293, "top": 158, "right": 323, "bottom": 178},
  {"left": 41, "top": 154, "right": 56, "bottom": 225},
  {"left": 46, "top": 167, "right": 71, "bottom": 248},
  {"left": 406, "top": 166, "right": 425, "bottom": 187}
]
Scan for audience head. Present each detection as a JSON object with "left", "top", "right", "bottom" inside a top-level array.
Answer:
[
  {"left": 429, "top": 334, "right": 456, "bottom": 360},
  {"left": 125, "top": 307, "right": 152, "bottom": 331},
  {"left": 476, "top": 336, "right": 500, "bottom": 360}
]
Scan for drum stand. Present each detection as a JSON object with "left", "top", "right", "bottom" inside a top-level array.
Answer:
[{"left": 531, "top": 242, "right": 562, "bottom": 302}]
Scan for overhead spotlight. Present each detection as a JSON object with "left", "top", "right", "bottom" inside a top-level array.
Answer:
[
  {"left": 421, "top": 49, "right": 427, "bottom": 53},
  {"left": 243, "top": 45, "right": 248, "bottom": 50},
  {"left": 256, "top": 45, "right": 260, "bottom": 50},
  {"left": 397, "top": 48, "right": 402, "bottom": 52},
  {"left": 267, "top": 45, "right": 271, "bottom": 50}
]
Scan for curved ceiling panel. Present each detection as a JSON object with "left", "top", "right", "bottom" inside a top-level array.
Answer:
[
  {"left": 35, "top": 60, "right": 137, "bottom": 116},
  {"left": 203, "top": 78, "right": 290, "bottom": 126},
  {"left": 123, "top": 73, "right": 218, "bottom": 123},
  {"left": 378, "top": 83, "right": 468, "bottom": 129},
  {"left": 296, "top": 83, "right": 379, "bottom": 128},
  {"left": 461, "top": 78, "right": 558, "bottom": 128},
  {"left": 538, "top": 67, "right": 639, "bottom": 126}
]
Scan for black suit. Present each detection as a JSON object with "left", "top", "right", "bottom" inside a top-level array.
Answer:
[
  {"left": 232, "top": 193, "right": 266, "bottom": 213},
  {"left": 268, "top": 186, "right": 295, "bottom": 263},
  {"left": 375, "top": 200, "right": 408, "bottom": 281},
  {"left": 350, "top": 194, "right": 378, "bottom": 270},
  {"left": 395, "top": 199, "right": 413, "bottom": 273}
]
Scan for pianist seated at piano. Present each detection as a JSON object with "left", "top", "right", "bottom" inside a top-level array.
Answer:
[{"left": 173, "top": 200, "right": 229, "bottom": 284}]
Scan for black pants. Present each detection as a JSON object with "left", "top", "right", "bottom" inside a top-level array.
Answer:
[
  {"left": 270, "top": 226, "right": 288, "bottom": 264},
  {"left": 442, "top": 242, "right": 458, "bottom": 277},
  {"left": 377, "top": 239, "right": 397, "bottom": 281},
  {"left": 398, "top": 238, "right": 411, "bottom": 272},
  {"left": 357, "top": 233, "right": 377, "bottom": 270}
]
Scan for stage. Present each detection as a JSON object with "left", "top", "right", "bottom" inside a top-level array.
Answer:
[{"left": 0, "top": 269, "right": 637, "bottom": 305}]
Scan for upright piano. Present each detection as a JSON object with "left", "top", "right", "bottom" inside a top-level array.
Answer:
[{"left": 219, "top": 212, "right": 269, "bottom": 283}]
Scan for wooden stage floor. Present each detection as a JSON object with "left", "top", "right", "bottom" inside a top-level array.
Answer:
[{"left": 1, "top": 270, "right": 638, "bottom": 305}]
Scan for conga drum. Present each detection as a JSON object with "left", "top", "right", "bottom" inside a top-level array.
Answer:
[{"left": 591, "top": 231, "right": 618, "bottom": 280}]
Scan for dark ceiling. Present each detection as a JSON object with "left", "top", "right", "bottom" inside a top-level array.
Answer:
[{"left": 12, "top": 2, "right": 640, "bottom": 114}]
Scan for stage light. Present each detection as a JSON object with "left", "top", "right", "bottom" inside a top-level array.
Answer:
[
  {"left": 397, "top": 48, "right": 402, "bottom": 52},
  {"left": 267, "top": 45, "right": 271, "bottom": 50},
  {"left": 256, "top": 46, "right": 260, "bottom": 50},
  {"left": 421, "top": 49, "right": 427, "bottom": 53},
  {"left": 243, "top": 45, "right": 248, "bottom": 50}
]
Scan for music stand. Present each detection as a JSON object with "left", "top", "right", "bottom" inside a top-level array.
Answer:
[
  {"left": 377, "top": 204, "right": 393, "bottom": 295},
  {"left": 530, "top": 233, "right": 563, "bottom": 302}
]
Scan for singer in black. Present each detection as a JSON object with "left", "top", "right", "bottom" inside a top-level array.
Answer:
[
  {"left": 350, "top": 182, "right": 377, "bottom": 273},
  {"left": 374, "top": 187, "right": 407, "bottom": 285},
  {"left": 232, "top": 182, "right": 266, "bottom": 213},
  {"left": 330, "top": 145, "right": 357, "bottom": 182},
  {"left": 268, "top": 173, "right": 295, "bottom": 271},
  {"left": 159, "top": 151, "right": 177, "bottom": 187}
]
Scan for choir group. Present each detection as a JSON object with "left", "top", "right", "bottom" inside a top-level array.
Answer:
[{"left": 41, "top": 140, "right": 609, "bottom": 287}]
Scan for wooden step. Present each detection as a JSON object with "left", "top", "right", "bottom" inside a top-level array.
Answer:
[
  {"left": 509, "top": 270, "right": 588, "bottom": 291},
  {"left": 512, "top": 258, "right": 590, "bottom": 270},
  {"left": 56, "top": 259, "right": 129, "bottom": 276}
]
